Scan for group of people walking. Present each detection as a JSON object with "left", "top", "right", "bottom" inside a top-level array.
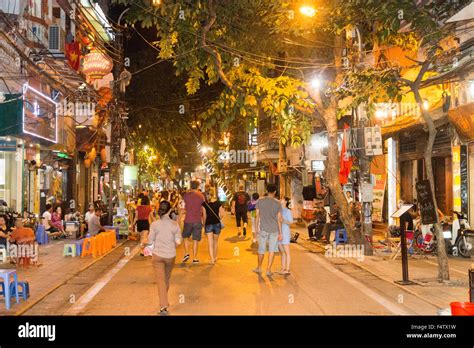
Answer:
[{"left": 134, "top": 181, "right": 294, "bottom": 316}]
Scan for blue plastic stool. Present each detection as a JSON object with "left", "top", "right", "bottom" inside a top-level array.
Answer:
[
  {"left": 10, "top": 281, "right": 29, "bottom": 300},
  {"left": 36, "top": 225, "right": 49, "bottom": 245},
  {"left": 74, "top": 240, "right": 83, "bottom": 256},
  {"left": 0, "top": 270, "right": 20, "bottom": 310},
  {"left": 334, "top": 229, "right": 348, "bottom": 245}
]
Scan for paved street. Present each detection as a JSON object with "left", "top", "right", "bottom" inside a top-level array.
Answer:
[{"left": 13, "top": 213, "right": 455, "bottom": 316}]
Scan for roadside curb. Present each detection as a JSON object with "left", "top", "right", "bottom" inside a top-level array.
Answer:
[
  {"left": 13, "top": 239, "right": 130, "bottom": 316},
  {"left": 296, "top": 238, "right": 445, "bottom": 310}
]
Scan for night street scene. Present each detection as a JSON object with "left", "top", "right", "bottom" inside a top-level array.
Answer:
[{"left": 1, "top": 0, "right": 474, "bottom": 346}]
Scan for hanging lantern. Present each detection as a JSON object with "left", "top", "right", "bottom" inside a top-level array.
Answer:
[
  {"left": 100, "top": 148, "right": 107, "bottom": 162},
  {"left": 84, "top": 158, "right": 91, "bottom": 168},
  {"left": 82, "top": 50, "right": 113, "bottom": 80}
]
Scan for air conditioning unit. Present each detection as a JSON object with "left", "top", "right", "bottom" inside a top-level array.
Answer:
[{"left": 48, "top": 25, "right": 60, "bottom": 52}]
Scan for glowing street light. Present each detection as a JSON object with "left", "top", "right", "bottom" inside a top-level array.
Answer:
[
  {"left": 310, "top": 77, "right": 321, "bottom": 90},
  {"left": 422, "top": 100, "right": 429, "bottom": 111},
  {"left": 300, "top": 5, "right": 317, "bottom": 17},
  {"left": 144, "top": 145, "right": 149, "bottom": 151}
]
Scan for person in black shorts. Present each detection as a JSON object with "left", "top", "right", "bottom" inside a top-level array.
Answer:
[{"left": 232, "top": 185, "right": 250, "bottom": 237}]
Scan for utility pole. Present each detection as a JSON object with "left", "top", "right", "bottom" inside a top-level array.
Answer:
[
  {"left": 107, "top": 13, "right": 126, "bottom": 225},
  {"left": 357, "top": 108, "right": 373, "bottom": 256}
]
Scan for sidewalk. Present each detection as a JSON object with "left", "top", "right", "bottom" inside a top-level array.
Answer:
[
  {"left": 0, "top": 237, "right": 126, "bottom": 315},
  {"left": 292, "top": 223, "right": 472, "bottom": 310}
]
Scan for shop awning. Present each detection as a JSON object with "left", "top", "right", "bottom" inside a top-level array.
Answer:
[
  {"left": 448, "top": 102, "right": 474, "bottom": 142},
  {"left": 79, "top": 0, "right": 114, "bottom": 43},
  {"left": 446, "top": 2, "right": 474, "bottom": 22},
  {"left": 381, "top": 100, "right": 445, "bottom": 138}
]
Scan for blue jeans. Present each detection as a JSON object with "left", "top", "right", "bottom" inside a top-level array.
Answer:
[{"left": 205, "top": 223, "right": 222, "bottom": 235}]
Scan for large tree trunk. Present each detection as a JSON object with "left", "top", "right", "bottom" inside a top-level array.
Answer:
[
  {"left": 413, "top": 89, "right": 450, "bottom": 282},
  {"left": 324, "top": 102, "right": 359, "bottom": 243}
]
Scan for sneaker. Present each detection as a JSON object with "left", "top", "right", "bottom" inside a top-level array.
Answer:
[
  {"left": 243, "top": 227, "right": 247, "bottom": 236},
  {"left": 159, "top": 307, "right": 169, "bottom": 316},
  {"left": 182, "top": 254, "right": 190, "bottom": 263},
  {"left": 252, "top": 268, "right": 262, "bottom": 274},
  {"left": 192, "top": 259, "right": 200, "bottom": 264}
]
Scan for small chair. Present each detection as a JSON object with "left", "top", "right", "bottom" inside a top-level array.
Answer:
[
  {"left": 335, "top": 229, "right": 348, "bottom": 245},
  {"left": 0, "top": 269, "right": 20, "bottom": 310},
  {"left": 63, "top": 243, "right": 76, "bottom": 257},
  {"left": 74, "top": 239, "right": 84, "bottom": 257},
  {"left": 35, "top": 225, "right": 49, "bottom": 245},
  {"left": 81, "top": 237, "right": 95, "bottom": 257},
  {"left": 10, "top": 281, "right": 30, "bottom": 300}
]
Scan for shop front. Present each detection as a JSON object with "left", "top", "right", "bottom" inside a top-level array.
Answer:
[{"left": 0, "top": 138, "right": 24, "bottom": 212}]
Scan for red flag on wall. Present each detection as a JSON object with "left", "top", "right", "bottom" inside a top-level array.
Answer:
[
  {"left": 65, "top": 42, "right": 81, "bottom": 71},
  {"left": 338, "top": 126, "right": 353, "bottom": 184}
]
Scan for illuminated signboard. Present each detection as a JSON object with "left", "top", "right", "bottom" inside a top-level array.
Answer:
[{"left": 22, "top": 84, "right": 57, "bottom": 143}]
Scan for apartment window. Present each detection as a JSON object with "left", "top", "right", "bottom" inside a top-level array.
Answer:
[{"left": 48, "top": 25, "right": 60, "bottom": 51}]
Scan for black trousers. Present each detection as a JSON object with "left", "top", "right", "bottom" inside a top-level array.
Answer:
[{"left": 308, "top": 222, "right": 324, "bottom": 239}]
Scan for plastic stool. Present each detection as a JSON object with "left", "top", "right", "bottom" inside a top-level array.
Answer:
[
  {"left": 10, "top": 281, "right": 30, "bottom": 300},
  {"left": 81, "top": 237, "right": 95, "bottom": 257},
  {"left": 35, "top": 225, "right": 49, "bottom": 245},
  {"left": 335, "top": 229, "right": 348, "bottom": 245},
  {"left": 0, "top": 270, "right": 20, "bottom": 310},
  {"left": 0, "top": 247, "right": 6, "bottom": 263},
  {"left": 63, "top": 243, "right": 76, "bottom": 257},
  {"left": 74, "top": 240, "right": 83, "bottom": 256}
]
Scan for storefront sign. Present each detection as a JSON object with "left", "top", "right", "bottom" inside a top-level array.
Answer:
[
  {"left": 311, "top": 160, "right": 324, "bottom": 171},
  {"left": 23, "top": 84, "right": 57, "bottom": 143},
  {"left": 124, "top": 165, "right": 138, "bottom": 186},
  {"left": 416, "top": 180, "right": 437, "bottom": 225},
  {"left": 0, "top": 139, "right": 17, "bottom": 152}
]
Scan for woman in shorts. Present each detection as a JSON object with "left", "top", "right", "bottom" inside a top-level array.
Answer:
[
  {"left": 278, "top": 196, "right": 293, "bottom": 275},
  {"left": 134, "top": 196, "right": 153, "bottom": 256},
  {"left": 203, "top": 188, "right": 224, "bottom": 264}
]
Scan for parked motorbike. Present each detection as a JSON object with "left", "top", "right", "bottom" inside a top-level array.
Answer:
[{"left": 452, "top": 211, "right": 474, "bottom": 258}]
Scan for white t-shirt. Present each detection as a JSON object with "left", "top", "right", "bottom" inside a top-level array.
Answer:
[
  {"left": 85, "top": 211, "right": 94, "bottom": 224},
  {"left": 42, "top": 211, "right": 52, "bottom": 229}
]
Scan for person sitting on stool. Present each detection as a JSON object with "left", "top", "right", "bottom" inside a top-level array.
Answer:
[
  {"left": 322, "top": 203, "right": 344, "bottom": 243},
  {"left": 307, "top": 202, "right": 327, "bottom": 241}
]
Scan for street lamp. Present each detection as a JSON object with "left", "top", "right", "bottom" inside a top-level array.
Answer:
[
  {"left": 310, "top": 77, "right": 321, "bottom": 90},
  {"left": 300, "top": 5, "right": 317, "bottom": 17}
]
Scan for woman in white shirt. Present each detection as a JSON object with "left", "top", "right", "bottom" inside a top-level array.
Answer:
[{"left": 146, "top": 200, "right": 182, "bottom": 316}]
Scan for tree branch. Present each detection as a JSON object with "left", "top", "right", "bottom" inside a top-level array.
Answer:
[{"left": 200, "top": 0, "right": 233, "bottom": 89}]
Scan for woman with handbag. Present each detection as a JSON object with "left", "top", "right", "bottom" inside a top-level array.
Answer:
[
  {"left": 146, "top": 200, "right": 182, "bottom": 316},
  {"left": 202, "top": 188, "right": 225, "bottom": 264}
]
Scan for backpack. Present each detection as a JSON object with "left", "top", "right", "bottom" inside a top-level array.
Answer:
[{"left": 237, "top": 192, "right": 247, "bottom": 205}]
